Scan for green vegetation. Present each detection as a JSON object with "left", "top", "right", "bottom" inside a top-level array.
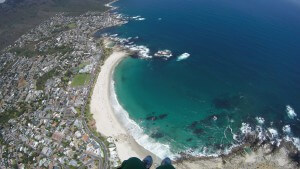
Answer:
[
  {"left": 84, "top": 99, "right": 94, "bottom": 123},
  {"left": 62, "top": 140, "right": 71, "bottom": 147},
  {"left": 75, "top": 107, "right": 81, "bottom": 115},
  {"left": 107, "top": 42, "right": 116, "bottom": 48},
  {"left": 67, "top": 23, "right": 77, "bottom": 29},
  {"left": 45, "top": 45, "right": 73, "bottom": 55},
  {"left": 0, "top": 0, "right": 111, "bottom": 50},
  {"left": 81, "top": 41, "right": 114, "bottom": 147},
  {"left": 98, "top": 40, "right": 113, "bottom": 66},
  {"left": 79, "top": 62, "right": 90, "bottom": 69},
  {"left": 9, "top": 44, "right": 72, "bottom": 58},
  {"left": 60, "top": 76, "right": 70, "bottom": 88},
  {"left": 0, "top": 60, "right": 14, "bottom": 75},
  {"left": 71, "top": 73, "right": 91, "bottom": 87},
  {"left": 20, "top": 154, "right": 30, "bottom": 164},
  {"left": 69, "top": 166, "right": 78, "bottom": 169},
  {"left": 58, "top": 152, "right": 64, "bottom": 157},
  {"left": 46, "top": 131, "right": 53, "bottom": 137},
  {"left": 60, "top": 69, "right": 74, "bottom": 88},
  {"left": 0, "top": 136, "right": 6, "bottom": 145},
  {"left": 27, "top": 152, "right": 38, "bottom": 164},
  {"left": 36, "top": 67, "right": 59, "bottom": 90},
  {"left": 9, "top": 47, "right": 39, "bottom": 58},
  {"left": 0, "top": 107, "right": 24, "bottom": 125},
  {"left": 12, "top": 160, "right": 18, "bottom": 169},
  {"left": 16, "top": 102, "right": 30, "bottom": 115},
  {"left": 51, "top": 26, "right": 69, "bottom": 34}
]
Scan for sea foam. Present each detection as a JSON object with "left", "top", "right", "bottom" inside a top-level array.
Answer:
[
  {"left": 255, "top": 117, "right": 265, "bottom": 125},
  {"left": 105, "top": 33, "right": 300, "bottom": 158},
  {"left": 131, "top": 15, "right": 146, "bottom": 21},
  {"left": 283, "top": 125, "right": 291, "bottom": 134},
  {"left": 240, "top": 122, "right": 252, "bottom": 134},
  {"left": 110, "top": 80, "right": 174, "bottom": 159},
  {"left": 255, "top": 126, "right": 266, "bottom": 141},
  {"left": 129, "top": 45, "right": 152, "bottom": 58},
  {"left": 177, "top": 53, "right": 190, "bottom": 61},
  {"left": 267, "top": 128, "right": 279, "bottom": 139},
  {"left": 106, "top": 34, "right": 152, "bottom": 59},
  {"left": 286, "top": 105, "right": 297, "bottom": 119}
]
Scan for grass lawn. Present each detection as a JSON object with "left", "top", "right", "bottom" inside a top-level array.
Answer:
[
  {"left": 71, "top": 73, "right": 91, "bottom": 87},
  {"left": 67, "top": 23, "right": 77, "bottom": 29}
]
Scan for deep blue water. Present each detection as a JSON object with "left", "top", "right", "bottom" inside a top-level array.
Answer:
[{"left": 106, "top": 0, "right": 300, "bottom": 157}]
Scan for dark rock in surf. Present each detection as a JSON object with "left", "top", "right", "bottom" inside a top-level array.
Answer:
[
  {"left": 158, "top": 114, "right": 168, "bottom": 119},
  {"left": 186, "top": 138, "right": 193, "bottom": 142},
  {"left": 193, "top": 128, "right": 204, "bottom": 135},
  {"left": 150, "top": 132, "right": 164, "bottom": 139},
  {"left": 188, "top": 121, "right": 199, "bottom": 129},
  {"left": 146, "top": 116, "right": 158, "bottom": 121},
  {"left": 213, "top": 97, "right": 233, "bottom": 110}
]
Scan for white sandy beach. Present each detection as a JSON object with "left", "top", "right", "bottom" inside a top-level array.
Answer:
[
  {"left": 90, "top": 41, "right": 298, "bottom": 169},
  {"left": 90, "top": 46, "right": 162, "bottom": 167}
]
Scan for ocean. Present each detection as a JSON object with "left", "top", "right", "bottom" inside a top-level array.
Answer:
[{"left": 101, "top": 0, "right": 300, "bottom": 158}]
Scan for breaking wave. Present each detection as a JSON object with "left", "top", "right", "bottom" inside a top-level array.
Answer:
[
  {"left": 110, "top": 79, "right": 175, "bottom": 159},
  {"left": 182, "top": 119, "right": 300, "bottom": 158},
  {"left": 110, "top": 75, "right": 300, "bottom": 158},
  {"left": 104, "top": 35, "right": 191, "bottom": 61},
  {"left": 255, "top": 117, "right": 265, "bottom": 124},
  {"left": 177, "top": 53, "right": 190, "bottom": 61},
  {"left": 286, "top": 105, "right": 297, "bottom": 119},
  {"left": 131, "top": 15, "right": 146, "bottom": 21},
  {"left": 101, "top": 18, "right": 300, "bottom": 158},
  {"left": 105, "top": 33, "right": 300, "bottom": 159},
  {"left": 104, "top": 35, "right": 152, "bottom": 59}
]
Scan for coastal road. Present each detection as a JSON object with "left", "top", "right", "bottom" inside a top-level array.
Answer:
[{"left": 80, "top": 51, "right": 110, "bottom": 169}]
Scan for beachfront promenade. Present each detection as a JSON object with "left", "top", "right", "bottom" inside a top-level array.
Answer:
[{"left": 79, "top": 51, "right": 109, "bottom": 169}]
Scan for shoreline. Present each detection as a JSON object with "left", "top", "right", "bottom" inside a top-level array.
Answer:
[
  {"left": 92, "top": 2, "right": 300, "bottom": 167},
  {"left": 90, "top": 43, "right": 162, "bottom": 167},
  {"left": 90, "top": 39, "right": 300, "bottom": 169}
]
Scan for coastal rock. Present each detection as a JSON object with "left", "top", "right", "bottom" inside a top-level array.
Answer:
[
  {"left": 150, "top": 132, "right": 164, "bottom": 139},
  {"left": 154, "top": 49, "right": 172, "bottom": 59},
  {"left": 186, "top": 138, "right": 193, "bottom": 142},
  {"left": 212, "top": 94, "right": 245, "bottom": 110},
  {"left": 158, "top": 114, "right": 168, "bottom": 119},
  {"left": 193, "top": 128, "right": 204, "bottom": 135},
  {"left": 146, "top": 115, "right": 158, "bottom": 121},
  {"left": 146, "top": 114, "right": 168, "bottom": 121}
]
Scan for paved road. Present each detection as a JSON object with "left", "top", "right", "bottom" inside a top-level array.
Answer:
[{"left": 80, "top": 52, "right": 110, "bottom": 169}]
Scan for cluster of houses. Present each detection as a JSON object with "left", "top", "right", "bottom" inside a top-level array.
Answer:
[{"left": 0, "top": 11, "right": 126, "bottom": 169}]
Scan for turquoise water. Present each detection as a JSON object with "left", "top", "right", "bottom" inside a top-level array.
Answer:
[{"left": 105, "top": 0, "right": 300, "bottom": 157}]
